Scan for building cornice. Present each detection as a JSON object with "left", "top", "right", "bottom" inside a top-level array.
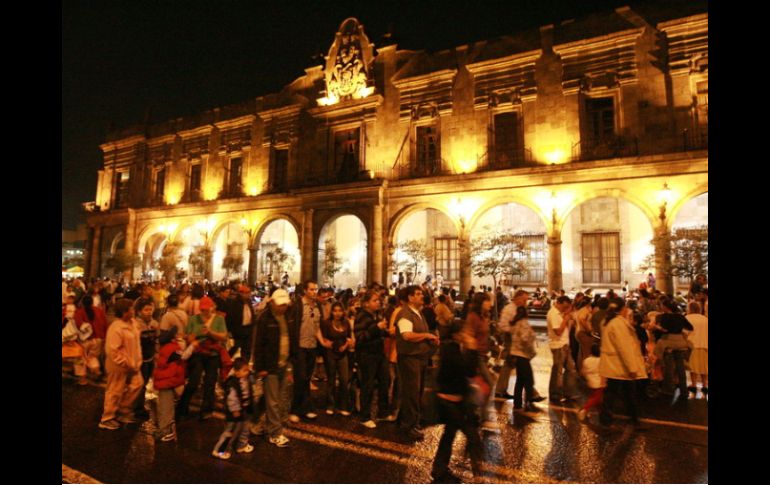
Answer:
[
  {"left": 466, "top": 50, "right": 541, "bottom": 75},
  {"left": 177, "top": 125, "right": 214, "bottom": 138},
  {"left": 100, "top": 135, "right": 146, "bottom": 152},
  {"left": 214, "top": 115, "right": 257, "bottom": 130}
]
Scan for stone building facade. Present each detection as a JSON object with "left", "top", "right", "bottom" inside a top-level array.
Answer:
[{"left": 84, "top": 5, "right": 708, "bottom": 295}]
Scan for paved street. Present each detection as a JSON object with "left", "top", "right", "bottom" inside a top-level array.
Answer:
[{"left": 62, "top": 330, "right": 708, "bottom": 484}]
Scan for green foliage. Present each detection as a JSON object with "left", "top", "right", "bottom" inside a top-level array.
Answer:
[
  {"left": 265, "top": 246, "right": 295, "bottom": 277},
  {"left": 322, "top": 238, "right": 343, "bottom": 285},
  {"left": 470, "top": 229, "right": 528, "bottom": 318},
  {"left": 396, "top": 239, "right": 434, "bottom": 283},
  {"left": 188, "top": 245, "right": 213, "bottom": 278},
  {"left": 222, "top": 243, "right": 245, "bottom": 279},
  {"left": 105, "top": 249, "right": 141, "bottom": 276},
  {"left": 637, "top": 225, "right": 708, "bottom": 282},
  {"left": 154, "top": 241, "right": 183, "bottom": 283}
]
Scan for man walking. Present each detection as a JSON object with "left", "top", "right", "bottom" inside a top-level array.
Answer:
[
  {"left": 253, "top": 289, "right": 296, "bottom": 447},
  {"left": 354, "top": 289, "right": 391, "bottom": 428},
  {"left": 546, "top": 296, "right": 578, "bottom": 403},
  {"left": 225, "top": 285, "right": 256, "bottom": 362}
]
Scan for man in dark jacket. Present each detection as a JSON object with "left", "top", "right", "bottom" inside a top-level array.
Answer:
[
  {"left": 225, "top": 285, "right": 257, "bottom": 361},
  {"left": 252, "top": 288, "right": 297, "bottom": 448},
  {"left": 354, "top": 289, "right": 391, "bottom": 428}
]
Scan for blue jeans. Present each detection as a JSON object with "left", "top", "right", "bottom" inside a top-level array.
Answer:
[
  {"left": 549, "top": 345, "right": 577, "bottom": 400},
  {"left": 292, "top": 348, "right": 317, "bottom": 415},
  {"left": 265, "top": 365, "right": 292, "bottom": 437},
  {"left": 213, "top": 420, "right": 250, "bottom": 453}
]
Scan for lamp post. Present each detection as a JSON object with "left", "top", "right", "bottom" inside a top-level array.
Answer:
[{"left": 546, "top": 190, "right": 563, "bottom": 293}]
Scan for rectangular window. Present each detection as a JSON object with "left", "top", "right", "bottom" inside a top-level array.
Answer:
[
  {"left": 585, "top": 97, "right": 615, "bottom": 144},
  {"left": 114, "top": 171, "right": 130, "bottom": 208},
  {"left": 271, "top": 149, "right": 288, "bottom": 191},
  {"left": 582, "top": 232, "right": 620, "bottom": 284},
  {"left": 189, "top": 164, "right": 202, "bottom": 202},
  {"left": 334, "top": 128, "right": 360, "bottom": 182},
  {"left": 434, "top": 237, "right": 459, "bottom": 282},
  {"left": 154, "top": 168, "right": 165, "bottom": 202},
  {"left": 510, "top": 234, "right": 546, "bottom": 283},
  {"left": 493, "top": 112, "right": 523, "bottom": 167},
  {"left": 416, "top": 125, "right": 439, "bottom": 175},
  {"left": 228, "top": 157, "right": 243, "bottom": 196}
]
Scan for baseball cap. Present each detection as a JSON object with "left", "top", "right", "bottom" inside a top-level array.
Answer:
[
  {"left": 271, "top": 289, "right": 291, "bottom": 306},
  {"left": 199, "top": 296, "right": 215, "bottom": 310}
]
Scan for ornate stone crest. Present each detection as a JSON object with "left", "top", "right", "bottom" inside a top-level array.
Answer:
[{"left": 318, "top": 18, "right": 374, "bottom": 106}]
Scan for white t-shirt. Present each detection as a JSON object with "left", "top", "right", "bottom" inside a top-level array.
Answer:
[
  {"left": 581, "top": 355, "right": 602, "bottom": 389},
  {"left": 546, "top": 307, "right": 570, "bottom": 349},
  {"left": 685, "top": 313, "right": 708, "bottom": 349},
  {"left": 397, "top": 306, "right": 423, "bottom": 334}
]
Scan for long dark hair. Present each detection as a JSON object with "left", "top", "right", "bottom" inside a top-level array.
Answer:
[
  {"left": 81, "top": 295, "right": 95, "bottom": 322},
  {"left": 603, "top": 297, "right": 626, "bottom": 326},
  {"left": 469, "top": 292, "right": 491, "bottom": 318}
]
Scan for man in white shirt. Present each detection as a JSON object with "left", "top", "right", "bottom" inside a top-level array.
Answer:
[{"left": 546, "top": 296, "right": 578, "bottom": 403}]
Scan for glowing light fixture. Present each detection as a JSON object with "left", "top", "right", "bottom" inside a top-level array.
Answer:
[
  {"left": 545, "top": 149, "right": 567, "bottom": 165},
  {"left": 456, "top": 159, "right": 477, "bottom": 174}
]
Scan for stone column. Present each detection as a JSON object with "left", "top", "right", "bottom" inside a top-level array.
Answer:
[
  {"left": 654, "top": 225, "right": 673, "bottom": 295},
  {"left": 124, "top": 209, "right": 137, "bottom": 281},
  {"left": 370, "top": 204, "right": 383, "bottom": 285},
  {"left": 458, "top": 232, "right": 471, "bottom": 297},
  {"left": 248, "top": 246, "right": 259, "bottom": 286},
  {"left": 301, "top": 209, "right": 314, "bottom": 282},
  {"left": 547, "top": 233, "right": 563, "bottom": 293},
  {"left": 86, "top": 225, "right": 102, "bottom": 280}
]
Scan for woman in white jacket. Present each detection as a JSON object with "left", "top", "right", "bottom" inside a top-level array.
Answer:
[{"left": 599, "top": 298, "right": 648, "bottom": 430}]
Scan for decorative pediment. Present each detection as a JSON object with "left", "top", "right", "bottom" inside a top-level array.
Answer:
[{"left": 317, "top": 18, "right": 375, "bottom": 106}]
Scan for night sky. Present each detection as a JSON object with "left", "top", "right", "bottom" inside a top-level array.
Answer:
[{"left": 62, "top": 0, "right": 689, "bottom": 230}]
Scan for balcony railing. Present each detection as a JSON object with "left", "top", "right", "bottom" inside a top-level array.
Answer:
[
  {"left": 477, "top": 148, "right": 535, "bottom": 172},
  {"left": 572, "top": 128, "right": 707, "bottom": 163},
  {"left": 572, "top": 135, "right": 639, "bottom": 162}
]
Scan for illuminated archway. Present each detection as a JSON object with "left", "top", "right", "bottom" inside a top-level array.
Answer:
[
  {"left": 318, "top": 214, "right": 367, "bottom": 289},
  {"left": 560, "top": 196, "right": 655, "bottom": 291},
  {"left": 393, "top": 208, "right": 458, "bottom": 288},
  {"left": 175, "top": 224, "right": 207, "bottom": 280},
  {"left": 256, "top": 218, "right": 301, "bottom": 286},
  {"left": 470, "top": 202, "right": 548, "bottom": 290},
  {"left": 211, "top": 222, "right": 250, "bottom": 282},
  {"left": 671, "top": 191, "right": 708, "bottom": 229}
]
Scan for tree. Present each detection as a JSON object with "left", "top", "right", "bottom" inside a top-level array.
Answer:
[
  {"left": 105, "top": 249, "right": 141, "bottom": 277},
  {"left": 396, "top": 239, "right": 434, "bottom": 285},
  {"left": 154, "top": 241, "right": 183, "bottom": 283},
  {"left": 321, "top": 238, "right": 343, "bottom": 286},
  {"left": 221, "top": 243, "right": 245, "bottom": 280},
  {"left": 265, "top": 246, "right": 295, "bottom": 279},
  {"left": 188, "top": 245, "right": 213, "bottom": 279},
  {"left": 470, "top": 229, "right": 528, "bottom": 320},
  {"left": 638, "top": 225, "right": 708, "bottom": 283}
]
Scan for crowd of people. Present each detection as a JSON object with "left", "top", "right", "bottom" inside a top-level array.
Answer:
[{"left": 62, "top": 272, "right": 708, "bottom": 483}]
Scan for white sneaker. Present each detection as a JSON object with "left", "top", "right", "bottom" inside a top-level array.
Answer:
[
  {"left": 211, "top": 450, "right": 231, "bottom": 460},
  {"left": 325, "top": 409, "right": 334, "bottom": 415},
  {"left": 305, "top": 412, "right": 318, "bottom": 419},
  {"left": 269, "top": 434, "right": 290, "bottom": 447},
  {"left": 288, "top": 414, "right": 300, "bottom": 423},
  {"left": 382, "top": 413, "right": 398, "bottom": 422},
  {"left": 236, "top": 444, "right": 254, "bottom": 454},
  {"left": 338, "top": 410, "right": 351, "bottom": 416},
  {"left": 361, "top": 419, "right": 377, "bottom": 429}
]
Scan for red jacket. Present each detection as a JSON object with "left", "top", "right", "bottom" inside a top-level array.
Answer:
[
  {"left": 74, "top": 307, "right": 109, "bottom": 340},
  {"left": 153, "top": 341, "right": 186, "bottom": 390}
]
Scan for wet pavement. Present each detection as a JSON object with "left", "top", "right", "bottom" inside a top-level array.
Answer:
[{"left": 62, "top": 332, "right": 707, "bottom": 483}]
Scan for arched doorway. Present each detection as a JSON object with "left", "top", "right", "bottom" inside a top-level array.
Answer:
[
  {"left": 393, "top": 208, "right": 457, "bottom": 288},
  {"left": 318, "top": 215, "right": 367, "bottom": 289},
  {"left": 141, "top": 232, "right": 167, "bottom": 281},
  {"left": 560, "top": 196, "right": 655, "bottom": 292},
  {"left": 211, "top": 222, "right": 249, "bottom": 282},
  {"left": 470, "top": 202, "right": 548, "bottom": 291},
  {"left": 671, "top": 192, "right": 708, "bottom": 289},
  {"left": 256, "top": 219, "right": 300, "bottom": 286},
  {"left": 176, "top": 225, "right": 207, "bottom": 281}
]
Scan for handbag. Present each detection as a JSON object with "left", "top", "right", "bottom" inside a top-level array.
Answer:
[{"left": 78, "top": 322, "right": 93, "bottom": 342}]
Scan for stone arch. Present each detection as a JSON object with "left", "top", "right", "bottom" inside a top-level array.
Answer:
[
  {"left": 211, "top": 219, "right": 251, "bottom": 282},
  {"left": 109, "top": 232, "right": 125, "bottom": 256},
  {"left": 317, "top": 211, "right": 369, "bottom": 289},
  {"left": 557, "top": 188, "right": 658, "bottom": 235},
  {"left": 210, "top": 217, "right": 246, "bottom": 249},
  {"left": 253, "top": 214, "right": 302, "bottom": 285},
  {"left": 388, "top": 203, "right": 459, "bottom": 247},
  {"left": 467, "top": 196, "right": 549, "bottom": 235},
  {"left": 668, "top": 184, "right": 708, "bottom": 229},
  {"left": 254, "top": 213, "right": 302, "bottom": 249}
]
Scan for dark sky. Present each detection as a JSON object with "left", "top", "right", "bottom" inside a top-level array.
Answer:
[{"left": 63, "top": 0, "right": 685, "bottom": 230}]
